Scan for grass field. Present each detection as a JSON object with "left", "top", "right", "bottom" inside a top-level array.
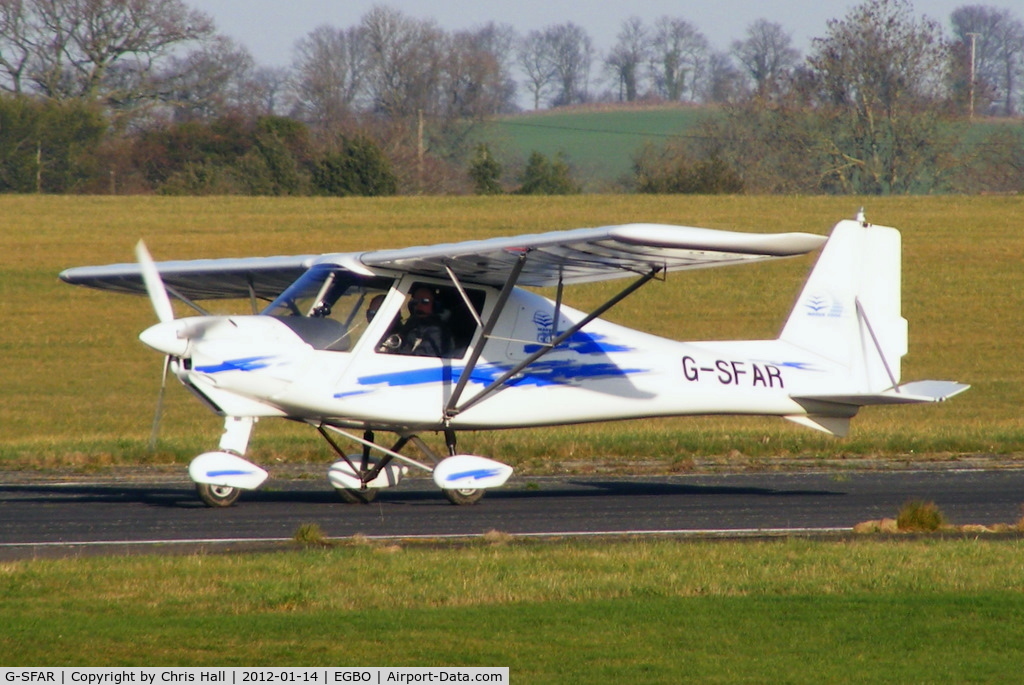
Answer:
[
  {"left": 2, "top": 194, "right": 1023, "bottom": 679},
  {"left": 1, "top": 193, "right": 1021, "bottom": 470},
  {"left": 3, "top": 537, "right": 1024, "bottom": 679}
]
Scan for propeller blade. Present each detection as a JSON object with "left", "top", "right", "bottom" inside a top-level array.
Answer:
[
  {"left": 149, "top": 354, "right": 170, "bottom": 452},
  {"left": 135, "top": 240, "right": 175, "bottom": 324}
]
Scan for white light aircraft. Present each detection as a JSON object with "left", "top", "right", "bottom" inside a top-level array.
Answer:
[{"left": 60, "top": 213, "right": 968, "bottom": 507}]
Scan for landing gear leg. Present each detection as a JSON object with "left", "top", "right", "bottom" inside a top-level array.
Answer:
[
  {"left": 194, "top": 416, "right": 257, "bottom": 507},
  {"left": 334, "top": 431, "right": 379, "bottom": 504},
  {"left": 316, "top": 425, "right": 492, "bottom": 506},
  {"left": 440, "top": 429, "right": 484, "bottom": 506},
  {"left": 320, "top": 427, "right": 412, "bottom": 504}
]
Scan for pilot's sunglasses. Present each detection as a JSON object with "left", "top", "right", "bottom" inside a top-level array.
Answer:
[{"left": 412, "top": 298, "right": 433, "bottom": 305}]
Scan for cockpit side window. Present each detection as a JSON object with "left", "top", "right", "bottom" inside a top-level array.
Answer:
[
  {"left": 376, "top": 282, "right": 485, "bottom": 359},
  {"left": 263, "top": 266, "right": 395, "bottom": 352}
]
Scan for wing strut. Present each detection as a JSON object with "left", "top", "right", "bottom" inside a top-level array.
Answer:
[
  {"left": 165, "top": 284, "right": 210, "bottom": 316},
  {"left": 445, "top": 264, "right": 485, "bottom": 329},
  {"left": 444, "top": 251, "right": 529, "bottom": 419},
  {"left": 446, "top": 264, "right": 662, "bottom": 420}
]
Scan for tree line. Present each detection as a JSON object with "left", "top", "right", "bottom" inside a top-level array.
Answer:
[{"left": 0, "top": 0, "right": 1022, "bottom": 195}]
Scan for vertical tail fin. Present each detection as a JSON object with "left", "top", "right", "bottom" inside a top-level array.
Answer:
[{"left": 780, "top": 219, "right": 907, "bottom": 393}]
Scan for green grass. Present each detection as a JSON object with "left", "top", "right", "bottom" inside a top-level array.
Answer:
[
  {"left": 3, "top": 538, "right": 1024, "bottom": 679},
  {"left": 1, "top": 193, "right": 1022, "bottom": 470}
]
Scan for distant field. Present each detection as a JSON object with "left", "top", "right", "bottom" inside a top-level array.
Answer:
[
  {"left": 479, "top": 106, "right": 1024, "bottom": 190},
  {"left": 0, "top": 194, "right": 1021, "bottom": 470},
  {"left": 478, "top": 105, "right": 711, "bottom": 189}
]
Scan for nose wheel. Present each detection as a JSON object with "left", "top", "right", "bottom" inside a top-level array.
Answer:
[{"left": 443, "top": 487, "right": 484, "bottom": 505}]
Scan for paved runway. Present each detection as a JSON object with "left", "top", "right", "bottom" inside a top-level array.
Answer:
[{"left": 1, "top": 467, "right": 1022, "bottom": 556}]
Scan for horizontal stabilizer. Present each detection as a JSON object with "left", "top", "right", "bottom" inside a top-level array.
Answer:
[{"left": 793, "top": 380, "right": 971, "bottom": 408}]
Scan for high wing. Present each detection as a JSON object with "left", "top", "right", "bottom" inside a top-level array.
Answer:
[
  {"left": 60, "top": 254, "right": 323, "bottom": 300},
  {"left": 358, "top": 223, "right": 827, "bottom": 287},
  {"left": 59, "top": 223, "right": 826, "bottom": 299}
]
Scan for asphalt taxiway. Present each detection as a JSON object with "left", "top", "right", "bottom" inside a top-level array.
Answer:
[{"left": 1, "top": 467, "right": 1022, "bottom": 557}]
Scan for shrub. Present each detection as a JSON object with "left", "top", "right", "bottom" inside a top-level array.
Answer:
[
  {"left": 633, "top": 142, "right": 744, "bottom": 194},
  {"left": 516, "top": 151, "right": 580, "bottom": 195},
  {"left": 468, "top": 143, "right": 504, "bottom": 195},
  {"left": 311, "top": 136, "right": 397, "bottom": 197}
]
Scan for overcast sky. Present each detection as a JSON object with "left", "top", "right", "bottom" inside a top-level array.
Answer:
[{"left": 190, "top": 0, "right": 1021, "bottom": 69}]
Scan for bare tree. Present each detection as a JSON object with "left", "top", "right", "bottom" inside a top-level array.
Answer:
[
  {"left": 0, "top": 0, "right": 216, "bottom": 103},
  {"left": 807, "top": 0, "right": 954, "bottom": 193},
  {"left": 650, "top": 17, "right": 709, "bottom": 101},
  {"left": 703, "top": 51, "right": 745, "bottom": 103},
  {"left": 245, "top": 66, "right": 291, "bottom": 117},
  {"left": 156, "top": 36, "right": 256, "bottom": 122},
  {"left": 518, "top": 29, "right": 555, "bottom": 110},
  {"left": 290, "top": 24, "right": 367, "bottom": 128},
  {"left": 731, "top": 19, "right": 800, "bottom": 99},
  {"left": 951, "top": 5, "right": 1024, "bottom": 116},
  {"left": 361, "top": 5, "right": 444, "bottom": 118},
  {"left": 605, "top": 17, "right": 649, "bottom": 102},
  {"left": 462, "top": 22, "right": 519, "bottom": 113},
  {"left": 0, "top": 0, "right": 32, "bottom": 94},
  {"left": 441, "top": 26, "right": 516, "bottom": 120},
  {"left": 544, "top": 22, "right": 593, "bottom": 106}
]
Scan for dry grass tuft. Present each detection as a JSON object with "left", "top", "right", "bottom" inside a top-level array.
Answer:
[
  {"left": 293, "top": 523, "right": 331, "bottom": 547},
  {"left": 897, "top": 500, "right": 947, "bottom": 532},
  {"left": 483, "top": 529, "right": 513, "bottom": 545}
]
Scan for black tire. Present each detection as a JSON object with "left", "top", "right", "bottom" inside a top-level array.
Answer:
[
  {"left": 443, "top": 487, "right": 485, "bottom": 505},
  {"left": 334, "top": 487, "right": 378, "bottom": 504},
  {"left": 196, "top": 482, "right": 241, "bottom": 507}
]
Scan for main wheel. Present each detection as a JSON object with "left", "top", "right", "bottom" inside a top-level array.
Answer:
[
  {"left": 334, "top": 487, "right": 378, "bottom": 504},
  {"left": 196, "top": 482, "right": 241, "bottom": 507},
  {"left": 443, "top": 487, "right": 485, "bottom": 505}
]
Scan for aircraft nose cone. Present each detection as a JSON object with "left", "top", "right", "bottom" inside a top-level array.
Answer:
[{"left": 139, "top": 321, "right": 190, "bottom": 357}]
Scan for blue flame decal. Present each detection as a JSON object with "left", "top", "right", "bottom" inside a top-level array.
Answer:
[
  {"left": 445, "top": 468, "right": 503, "bottom": 482},
  {"left": 195, "top": 356, "right": 274, "bottom": 374},
  {"left": 206, "top": 469, "right": 256, "bottom": 478},
  {"left": 523, "top": 331, "right": 631, "bottom": 355},
  {"left": 342, "top": 359, "right": 645, "bottom": 397}
]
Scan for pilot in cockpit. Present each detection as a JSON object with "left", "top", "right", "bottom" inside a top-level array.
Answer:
[{"left": 381, "top": 286, "right": 452, "bottom": 357}]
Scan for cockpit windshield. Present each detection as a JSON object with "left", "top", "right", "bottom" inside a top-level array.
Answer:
[{"left": 262, "top": 265, "right": 394, "bottom": 352}]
